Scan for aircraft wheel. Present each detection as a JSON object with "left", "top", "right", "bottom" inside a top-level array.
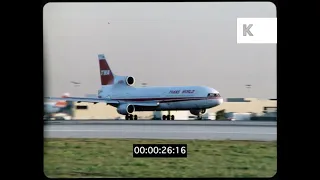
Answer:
[
  {"left": 125, "top": 115, "right": 129, "bottom": 120},
  {"left": 129, "top": 114, "right": 134, "bottom": 120},
  {"left": 134, "top": 115, "right": 138, "bottom": 120},
  {"left": 166, "top": 115, "right": 170, "bottom": 120},
  {"left": 171, "top": 115, "right": 175, "bottom": 120},
  {"left": 162, "top": 115, "right": 167, "bottom": 120},
  {"left": 197, "top": 115, "right": 202, "bottom": 120}
]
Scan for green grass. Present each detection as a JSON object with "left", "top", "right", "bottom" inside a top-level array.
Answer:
[{"left": 44, "top": 138, "right": 277, "bottom": 178}]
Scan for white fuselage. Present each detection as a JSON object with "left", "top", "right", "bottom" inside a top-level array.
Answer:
[{"left": 99, "top": 85, "right": 223, "bottom": 111}]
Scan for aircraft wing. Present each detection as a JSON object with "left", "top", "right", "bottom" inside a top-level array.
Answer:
[
  {"left": 44, "top": 97, "right": 160, "bottom": 107},
  {"left": 44, "top": 97, "right": 119, "bottom": 105},
  {"left": 119, "top": 101, "right": 160, "bottom": 107}
]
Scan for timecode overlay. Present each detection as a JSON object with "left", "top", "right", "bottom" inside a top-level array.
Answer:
[{"left": 133, "top": 144, "right": 187, "bottom": 158}]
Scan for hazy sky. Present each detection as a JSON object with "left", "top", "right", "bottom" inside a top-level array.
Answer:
[{"left": 43, "top": 2, "right": 276, "bottom": 98}]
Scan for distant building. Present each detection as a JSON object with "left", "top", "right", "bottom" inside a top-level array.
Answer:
[{"left": 209, "top": 98, "right": 277, "bottom": 116}]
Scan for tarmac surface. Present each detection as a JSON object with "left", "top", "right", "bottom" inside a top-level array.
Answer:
[{"left": 44, "top": 120, "right": 277, "bottom": 141}]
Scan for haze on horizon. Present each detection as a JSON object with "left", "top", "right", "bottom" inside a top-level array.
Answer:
[{"left": 43, "top": 2, "right": 277, "bottom": 99}]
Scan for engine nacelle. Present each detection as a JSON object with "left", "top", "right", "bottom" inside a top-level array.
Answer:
[
  {"left": 125, "top": 76, "right": 135, "bottom": 86},
  {"left": 190, "top": 109, "right": 207, "bottom": 115},
  {"left": 117, "top": 104, "right": 135, "bottom": 115},
  {"left": 115, "top": 76, "right": 135, "bottom": 86}
]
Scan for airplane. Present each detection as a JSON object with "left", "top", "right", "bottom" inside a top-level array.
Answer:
[
  {"left": 71, "top": 81, "right": 81, "bottom": 85},
  {"left": 45, "top": 54, "right": 223, "bottom": 120},
  {"left": 44, "top": 93, "right": 71, "bottom": 119}
]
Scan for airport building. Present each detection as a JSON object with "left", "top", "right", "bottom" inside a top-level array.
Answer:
[
  {"left": 209, "top": 98, "right": 277, "bottom": 115},
  {"left": 71, "top": 98, "right": 277, "bottom": 119}
]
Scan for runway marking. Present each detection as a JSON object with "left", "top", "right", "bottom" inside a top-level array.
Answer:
[{"left": 44, "top": 129, "right": 276, "bottom": 135}]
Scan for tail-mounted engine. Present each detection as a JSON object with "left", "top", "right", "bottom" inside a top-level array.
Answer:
[
  {"left": 125, "top": 76, "right": 135, "bottom": 86},
  {"left": 115, "top": 76, "right": 135, "bottom": 86}
]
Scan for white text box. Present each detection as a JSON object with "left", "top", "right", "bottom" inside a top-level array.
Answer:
[{"left": 237, "top": 18, "right": 277, "bottom": 44}]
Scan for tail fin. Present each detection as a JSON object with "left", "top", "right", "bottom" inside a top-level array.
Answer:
[
  {"left": 98, "top": 54, "right": 114, "bottom": 85},
  {"left": 54, "top": 93, "right": 69, "bottom": 107}
]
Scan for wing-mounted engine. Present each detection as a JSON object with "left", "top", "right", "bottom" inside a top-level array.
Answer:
[
  {"left": 190, "top": 109, "right": 206, "bottom": 115},
  {"left": 114, "top": 76, "right": 135, "bottom": 86},
  {"left": 117, "top": 104, "right": 135, "bottom": 115}
]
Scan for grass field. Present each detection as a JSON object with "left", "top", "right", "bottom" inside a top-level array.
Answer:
[{"left": 44, "top": 138, "right": 277, "bottom": 178}]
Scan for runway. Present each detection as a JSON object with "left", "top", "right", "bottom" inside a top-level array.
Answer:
[
  {"left": 45, "top": 120, "right": 276, "bottom": 127},
  {"left": 44, "top": 120, "right": 276, "bottom": 141}
]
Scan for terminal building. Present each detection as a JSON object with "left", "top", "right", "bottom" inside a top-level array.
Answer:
[{"left": 70, "top": 98, "right": 277, "bottom": 120}]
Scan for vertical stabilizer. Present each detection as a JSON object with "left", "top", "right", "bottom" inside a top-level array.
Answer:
[{"left": 98, "top": 54, "right": 115, "bottom": 85}]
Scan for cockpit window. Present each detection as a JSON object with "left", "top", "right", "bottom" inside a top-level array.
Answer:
[{"left": 207, "top": 93, "right": 221, "bottom": 97}]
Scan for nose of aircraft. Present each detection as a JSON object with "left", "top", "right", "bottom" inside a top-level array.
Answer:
[{"left": 217, "top": 98, "right": 223, "bottom": 105}]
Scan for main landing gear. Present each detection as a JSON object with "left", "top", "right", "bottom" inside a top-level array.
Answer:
[
  {"left": 162, "top": 115, "right": 175, "bottom": 120},
  {"left": 125, "top": 114, "right": 138, "bottom": 120}
]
